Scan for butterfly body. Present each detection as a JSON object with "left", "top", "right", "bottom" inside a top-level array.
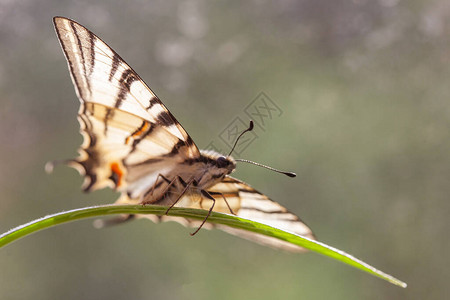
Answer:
[
  {"left": 133, "top": 150, "right": 236, "bottom": 207},
  {"left": 52, "top": 16, "right": 315, "bottom": 251}
]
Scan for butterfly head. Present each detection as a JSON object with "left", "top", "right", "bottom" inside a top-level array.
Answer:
[
  {"left": 216, "top": 155, "right": 236, "bottom": 173},
  {"left": 200, "top": 150, "right": 236, "bottom": 176}
]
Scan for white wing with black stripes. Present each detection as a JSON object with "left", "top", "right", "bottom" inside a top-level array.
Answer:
[
  {"left": 190, "top": 176, "right": 315, "bottom": 252},
  {"left": 52, "top": 17, "right": 200, "bottom": 195},
  {"left": 209, "top": 176, "right": 315, "bottom": 252}
]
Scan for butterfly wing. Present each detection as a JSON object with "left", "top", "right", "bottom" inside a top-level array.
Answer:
[
  {"left": 209, "top": 176, "right": 315, "bottom": 252},
  {"left": 117, "top": 176, "right": 315, "bottom": 252},
  {"left": 52, "top": 17, "right": 200, "bottom": 196}
]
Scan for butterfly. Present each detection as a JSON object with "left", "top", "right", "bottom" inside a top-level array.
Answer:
[{"left": 50, "top": 16, "right": 315, "bottom": 252}]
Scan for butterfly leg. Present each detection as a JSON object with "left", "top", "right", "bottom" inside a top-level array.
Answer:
[
  {"left": 142, "top": 174, "right": 178, "bottom": 205},
  {"left": 164, "top": 177, "right": 196, "bottom": 215},
  {"left": 190, "top": 190, "right": 216, "bottom": 236},
  {"left": 142, "top": 174, "right": 194, "bottom": 209},
  {"left": 145, "top": 173, "right": 172, "bottom": 198},
  {"left": 208, "top": 191, "right": 236, "bottom": 215}
]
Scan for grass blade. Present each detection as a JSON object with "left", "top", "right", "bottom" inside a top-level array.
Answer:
[{"left": 0, "top": 204, "right": 406, "bottom": 288}]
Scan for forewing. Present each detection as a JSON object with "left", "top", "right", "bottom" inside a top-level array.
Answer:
[
  {"left": 205, "top": 176, "right": 316, "bottom": 252},
  {"left": 52, "top": 17, "right": 200, "bottom": 193}
]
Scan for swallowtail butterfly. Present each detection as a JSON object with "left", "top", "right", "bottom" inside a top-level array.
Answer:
[{"left": 49, "top": 16, "right": 315, "bottom": 251}]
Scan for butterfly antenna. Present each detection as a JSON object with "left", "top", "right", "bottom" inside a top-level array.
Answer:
[
  {"left": 228, "top": 121, "right": 254, "bottom": 156},
  {"left": 235, "top": 158, "right": 296, "bottom": 178}
]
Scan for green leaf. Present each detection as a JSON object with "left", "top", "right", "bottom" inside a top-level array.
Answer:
[{"left": 0, "top": 204, "right": 406, "bottom": 288}]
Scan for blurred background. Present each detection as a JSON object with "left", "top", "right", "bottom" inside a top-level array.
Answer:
[{"left": 1, "top": 0, "right": 449, "bottom": 299}]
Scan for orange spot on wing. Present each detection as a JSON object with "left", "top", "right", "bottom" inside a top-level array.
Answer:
[
  {"left": 110, "top": 162, "right": 124, "bottom": 187},
  {"left": 136, "top": 121, "right": 150, "bottom": 136},
  {"left": 125, "top": 121, "right": 150, "bottom": 145}
]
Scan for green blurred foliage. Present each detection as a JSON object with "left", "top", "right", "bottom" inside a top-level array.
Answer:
[{"left": 1, "top": 0, "right": 449, "bottom": 299}]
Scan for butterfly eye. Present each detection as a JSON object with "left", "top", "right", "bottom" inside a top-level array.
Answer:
[{"left": 217, "top": 156, "right": 229, "bottom": 168}]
